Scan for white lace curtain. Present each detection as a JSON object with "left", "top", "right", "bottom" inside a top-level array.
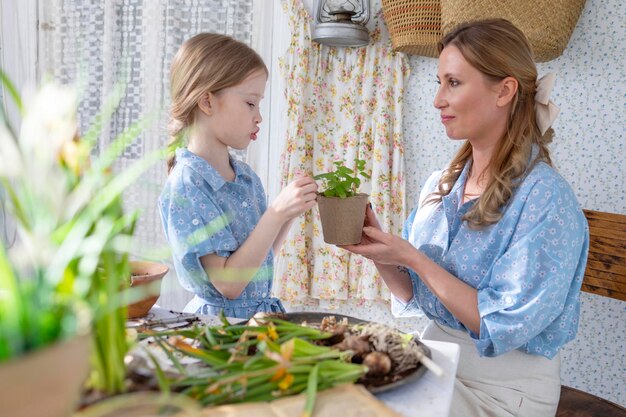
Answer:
[{"left": 37, "top": 0, "right": 254, "bottom": 309}]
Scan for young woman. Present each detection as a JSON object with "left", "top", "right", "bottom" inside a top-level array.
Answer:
[
  {"left": 343, "top": 19, "right": 589, "bottom": 416},
  {"left": 159, "top": 33, "right": 317, "bottom": 319}
]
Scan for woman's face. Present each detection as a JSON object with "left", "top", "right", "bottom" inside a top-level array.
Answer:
[{"left": 434, "top": 45, "right": 508, "bottom": 146}]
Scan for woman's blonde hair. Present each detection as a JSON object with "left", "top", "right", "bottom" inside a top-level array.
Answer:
[
  {"left": 167, "top": 33, "right": 267, "bottom": 173},
  {"left": 429, "top": 18, "right": 553, "bottom": 228}
]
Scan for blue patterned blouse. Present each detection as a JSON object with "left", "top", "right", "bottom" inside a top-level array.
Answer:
[
  {"left": 394, "top": 157, "right": 589, "bottom": 359},
  {"left": 159, "top": 148, "right": 284, "bottom": 319}
]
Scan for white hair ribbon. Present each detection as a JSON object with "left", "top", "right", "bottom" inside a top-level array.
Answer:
[{"left": 534, "top": 72, "right": 560, "bottom": 135}]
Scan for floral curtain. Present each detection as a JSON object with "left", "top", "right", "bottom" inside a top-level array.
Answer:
[{"left": 274, "top": 0, "right": 410, "bottom": 305}]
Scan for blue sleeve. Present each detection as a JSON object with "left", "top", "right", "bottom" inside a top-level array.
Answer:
[
  {"left": 393, "top": 215, "right": 423, "bottom": 318},
  {"left": 160, "top": 170, "right": 238, "bottom": 263},
  {"left": 391, "top": 291, "right": 425, "bottom": 317},
  {"left": 472, "top": 184, "right": 588, "bottom": 356}
]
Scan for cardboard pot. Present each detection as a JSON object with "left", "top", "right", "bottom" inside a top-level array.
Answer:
[{"left": 317, "top": 193, "right": 369, "bottom": 245}]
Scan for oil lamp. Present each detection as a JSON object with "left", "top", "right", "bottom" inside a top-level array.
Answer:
[{"left": 312, "top": 0, "right": 371, "bottom": 47}]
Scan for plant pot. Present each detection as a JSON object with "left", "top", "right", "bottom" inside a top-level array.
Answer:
[
  {"left": 0, "top": 335, "right": 91, "bottom": 417},
  {"left": 317, "top": 193, "right": 369, "bottom": 245},
  {"left": 128, "top": 261, "right": 169, "bottom": 319}
]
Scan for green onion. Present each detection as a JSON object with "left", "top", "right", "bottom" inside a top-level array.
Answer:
[{"left": 143, "top": 317, "right": 367, "bottom": 412}]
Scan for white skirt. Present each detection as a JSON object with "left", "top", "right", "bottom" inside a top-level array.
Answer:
[{"left": 423, "top": 321, "right": 561, "bottom": 417}]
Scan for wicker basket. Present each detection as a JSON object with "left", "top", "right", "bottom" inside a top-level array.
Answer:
[
  {"left": 381, "top": 0, "right": 441, "bottom": 58},
  {"left": 441, "top": 0, "right": 586, "bottom": 62}
]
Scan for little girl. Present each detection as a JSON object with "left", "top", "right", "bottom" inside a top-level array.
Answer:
[{"left": 159, "top": 33, "right": 317, "bottom": 319}]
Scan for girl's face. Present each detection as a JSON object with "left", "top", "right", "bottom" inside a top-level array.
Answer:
[
  {"left": 207, "top": 69, "right": 267, "bottom": 150},
  {"left": 434, "top": 45, "right": 507, "bottom": 146}
]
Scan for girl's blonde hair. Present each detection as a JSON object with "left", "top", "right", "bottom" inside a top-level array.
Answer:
[
  {"left": 428, "top": 18, "right": 553, "bottom": 228},
  {"left": 167, "top": 33, "right": 267, "bottom": 173}
]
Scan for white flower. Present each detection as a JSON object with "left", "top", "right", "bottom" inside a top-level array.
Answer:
[
  {"left": 0, "top": 123, "right": 23, "bottom": 177},
  {"left": 19, "top": 83, "right": 78, "bottom": 161},
  {"left": 16, "top": 83, "right": 79, "bottom": 223}
]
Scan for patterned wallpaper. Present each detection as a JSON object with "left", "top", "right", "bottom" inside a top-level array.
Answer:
[{"left": 290, "top": 0, "right": 625, "bottom": 407}]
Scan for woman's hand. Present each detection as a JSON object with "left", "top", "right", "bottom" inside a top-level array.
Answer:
[
  {"left": 341, "top": 205, "right": 416, "bottom": 301},
  {"left": 341, "top": 206, "right": 415, "bottom": 267},
  {"left": 363, "top": 204, "right": 382, "bottom": 229},
  {"left": 269, "top": 176, "right": 318, "bottom": 223},
  {"left": 345, "top": 207, "right": 481, "bottom": 333},
  {"left": 349, "top": 205, "right": 382, "bottom": 246}
]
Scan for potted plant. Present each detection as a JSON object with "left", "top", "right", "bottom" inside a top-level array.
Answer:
[
  {"left": 314, "top": 159, "right": 370, "bottom": 245},
  {"left": 0, "top": 73, "right": 159, "bottom": 415}
]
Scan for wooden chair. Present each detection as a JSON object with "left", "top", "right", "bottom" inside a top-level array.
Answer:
[
  {"left": 555, "top": 209, "right": 626, "bottom": 417},
  {"left": 578, "top": 210, "right": 626, "bottom": 301}
]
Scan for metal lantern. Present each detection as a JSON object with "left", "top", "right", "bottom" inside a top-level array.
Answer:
[{"left": 312, "top": 0, "right": 371, "bottom": 47}]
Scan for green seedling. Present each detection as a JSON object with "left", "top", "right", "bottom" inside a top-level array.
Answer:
[{"left": 314, "top": 159, "right": 370, "bottom": 198}]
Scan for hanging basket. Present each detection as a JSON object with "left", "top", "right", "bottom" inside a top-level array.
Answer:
[
  {"left": 440, "top": 0, "right": 587, "bottom": 62},
  {"left": 381, "top": 0, "right": 442, "bottom": 58}
]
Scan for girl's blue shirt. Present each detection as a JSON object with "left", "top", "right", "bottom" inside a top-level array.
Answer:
[
  {"left": 395, "top": 158, "right": 589, "bottom": 359},
  {"left": 159, "top": 147, "right": 283, "bottom": 319}
]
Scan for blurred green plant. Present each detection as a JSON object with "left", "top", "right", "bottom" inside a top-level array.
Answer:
[
  {"left": 314, "top": 159, "right": 370, "bottom": 198},
  {"left": 0, "top": 71, "right": 161, "bottom": 395}
]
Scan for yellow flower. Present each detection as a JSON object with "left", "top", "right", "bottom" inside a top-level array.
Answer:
[
  {"left": 267, "top": 323, "right": 279, "bottom": 341},
  {"left": 270, "top": 367, "right": 286, "bottom": 382},
  {"left": 278, "top": 373, "right": 294, "bottom": 390},
  {"left": 206, "top": 385, "right": 222, "bottom": 395},
  {"left": 171, "top": 337, "right": 203, "bottom": 356},
  {"left": 280, "top": 339, "right": 294, "bottom": 361},
  {"left": 58, "top": 134, "right": 90, "bottom": 176}
]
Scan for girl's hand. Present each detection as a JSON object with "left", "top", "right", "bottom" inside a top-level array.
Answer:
[{"left": 269, "top": 176, "right": 318, "bottom": 222}]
